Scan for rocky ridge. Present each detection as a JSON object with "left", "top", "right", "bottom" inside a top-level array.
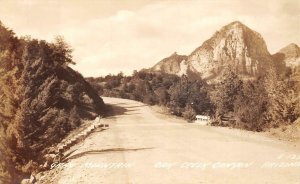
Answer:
[{"left": 150, "top": 21, "right": 295, "bottom": 81}]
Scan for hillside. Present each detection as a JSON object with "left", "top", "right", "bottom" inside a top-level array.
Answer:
[
  {"left": 149, "top": 21, "right": 277, "bottom": 80},
  {"left": 0, "top": 21, "right": 106, "bottom": 183},
  {"left": 276, "top": 43, "right": 300, "bottom": 67},
  {"left": 151, "top": 52, "right": 188, "bottom": 75},
  {"left": 273, "top": 43, "right": 300, "bottom": 91}
]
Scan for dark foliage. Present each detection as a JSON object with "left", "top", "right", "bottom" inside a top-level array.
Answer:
[
  {"left": 210, "top": 67, "right": 300, "bottom": 131},
  {"left": 87, "top": 71, "right": 213, "bottom": 121},
  {"left": 0, "top": 21, "right": 106, "bottom": 183},
  {"left": 88, "top": 64, "right": 300, "bottom": 132}
]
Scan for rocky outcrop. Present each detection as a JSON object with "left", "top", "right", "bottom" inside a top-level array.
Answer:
[
  {"left": 150, "top": 21, "right": 274, "bottom": 81},
  {"left": 151, "top": 52, "right": 188, "bottom": 75},
  {"left": 275, "top": 43, "right": 300, "bottom": 68},
  {"left": 187, "top": 21, "right": 272, "bottom": 80}
]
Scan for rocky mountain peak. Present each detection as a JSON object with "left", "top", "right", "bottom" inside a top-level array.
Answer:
[
  {"left": 187, "top": 21, "right": 271, "bottom": 80},
  {"left": 149, "top": 21, "right": 274, "bottom": 81},
  {"left": 279, "top": 43, "right": 300, "bottom": 57},
  {"left": 221, "top": 21, "right": 250, "bottom": 31},
  {"left": 171, "top": 52, "right": 179, "bottom": 56}
]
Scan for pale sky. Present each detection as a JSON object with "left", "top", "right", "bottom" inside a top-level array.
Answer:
[{"left": 0, "top": 0, "right": 299, "bottom": 77}]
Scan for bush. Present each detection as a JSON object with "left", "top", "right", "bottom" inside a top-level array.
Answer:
[{"left": 182, "top": 106, "right": 196, "bottom": 122}]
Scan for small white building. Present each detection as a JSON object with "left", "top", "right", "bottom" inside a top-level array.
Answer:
[{"left": 195, "top": 115, "right": 210, "bottom": 125}]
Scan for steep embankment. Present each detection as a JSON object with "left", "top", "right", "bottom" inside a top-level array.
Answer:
[{"left": 0, "top": 21, "right": 106, "bottom": 183}]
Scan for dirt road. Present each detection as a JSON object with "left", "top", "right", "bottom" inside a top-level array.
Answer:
[{"left": 55, "top": 97, "right": 300, "bottom": 184}]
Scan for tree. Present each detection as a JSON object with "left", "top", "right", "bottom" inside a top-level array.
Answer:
[
  {"left": 264, "top": 69, "right": 299, "bottom": 127},
  {"left": 234, "top": 80, "right": 268, "bottom": 131},
  {"left": 211, "top": 68, "right": 243, "bottom": 118},
  {"left": 0, "top": 22, "right": 25, "bottom": 183},
  {"left": 188, "top": 80, "right": 212, "bottom": 115},
  {"left": 51, "top": 36, "right": 74, "bottom": 65},
  {"left": 169, "top": 75, "right": 189, "bottom": 110},
  {"left": 182, "top": 105, "right": 196, "bottom": 122},
  {"left": 0, "top": 22, "right": 107, "bottom": 183},
  {"left": 154, "top": 87, "right": 169, "bottom": 105}
]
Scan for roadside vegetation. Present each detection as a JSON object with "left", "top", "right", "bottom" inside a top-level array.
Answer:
[
  {"left": 0, "top": 22, "right": 106, "bottom": 183},
  {"left": 87, "top": 71, "right": 213, "bottom": 121},
  {"left": 87, "top": 66, "right": 300, "bottom": 132}
]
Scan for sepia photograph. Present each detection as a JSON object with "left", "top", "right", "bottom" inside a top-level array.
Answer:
[{"left": 0, "top": 0, "right": 299, "bottom": 183}]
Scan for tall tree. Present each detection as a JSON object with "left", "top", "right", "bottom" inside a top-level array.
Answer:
[
  {"left": 234, "top": 80, "right": 268, "bottom": 131},
  {"left": 211, "top": 68, "right": 243, "bottom": 118},
  {"left": 264, "top": 69, "right": 299, "bottom": 127}
]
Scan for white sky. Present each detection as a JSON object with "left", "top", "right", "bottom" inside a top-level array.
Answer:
[{"left": 0, "top": 0, "right": 299, "bottom": 77}]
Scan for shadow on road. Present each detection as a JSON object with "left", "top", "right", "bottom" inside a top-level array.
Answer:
[
  {"left": 64, "top": 147, "right": 154, "bottom": 161},
  {"left": 125, "top": 105, "right": 147, "bottom": 109},
  {"left": 105, "top": 104, "right": 128, "bottom": 117},
  {"left": 104, "top": 103, "right": 146, "bottom": 117}
]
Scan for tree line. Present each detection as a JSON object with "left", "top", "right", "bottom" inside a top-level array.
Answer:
[
  {"left": 87, "top": 71, "right": 213, "bottom": 121},
  {"left": 87, "top": 66, "right": 300, "bottom": 132}
]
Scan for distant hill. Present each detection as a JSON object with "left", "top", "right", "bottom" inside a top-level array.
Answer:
[
  {"left": 275, "top": 43, "right": 300, "bottom": 68},
  {"left": 0, "top": 21, "right": 106, "bottom": 183},
  {"left": 151, "top": 52, "right": 188, "bottom": 75},
  {"left": 149, "top": 21, "right": 299, "bottom": 81}
]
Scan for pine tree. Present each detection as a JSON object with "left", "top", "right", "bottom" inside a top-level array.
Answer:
[
  {"left": 234, "top": 80, "right": 268, "bottom": 131},
  {"left": 211, "top": 68, "right": 243, "bottom": 118},
  {"left": 264, "top": 68, "right": 298, "bottom": 127}
]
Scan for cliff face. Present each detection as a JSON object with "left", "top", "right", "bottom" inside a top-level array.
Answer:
[
  {"left": 187, "top": 21, "right": 272, "bottom": 80},
  {"left": 150, "top": 21, "right": 274, "bottom": 80},
  {"left": 151, "top": 52, "right": 188, "bottom": 75}
]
